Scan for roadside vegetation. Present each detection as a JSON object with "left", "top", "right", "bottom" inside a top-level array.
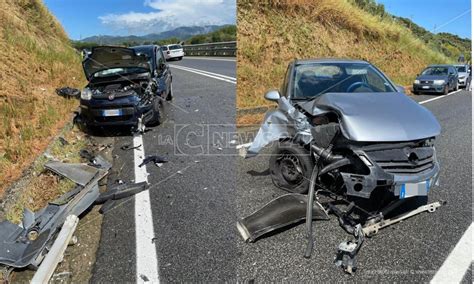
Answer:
[
  {"left": 71, "top": 25, "right": 237, "bottom": 50},
  {"left": 237, "top": 0, "right": 470, "bottom": 110},
  {"left": 0, "top": 0, "right": 84, "bottom": 196}
]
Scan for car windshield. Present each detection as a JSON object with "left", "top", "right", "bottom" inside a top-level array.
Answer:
[
  {"left": 169, "top": 45, "right": 182, "bottom": 50},
  {"left": 421, "top": 67, "right": 448, "bottom": 76},
  {"left": 293, "top": 62, "right": 396, "bottom": 99},
  {"left": 456, "top": 66, "right": 466, "bottom": 73},
  {"left": 93, "top": 67, "right": 149, "bottom": 78}
]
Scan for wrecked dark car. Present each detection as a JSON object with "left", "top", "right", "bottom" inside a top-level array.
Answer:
[
  {"left": 239, "top": 59, "right": 443, "bottom": 274},
  {"left": 79, "top": 45, "right": 172, "bottom": 131}
]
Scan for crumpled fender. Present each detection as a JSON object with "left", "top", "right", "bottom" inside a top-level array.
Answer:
[{"left": 246, "top": 97, "right": 312, "bottom": 158}]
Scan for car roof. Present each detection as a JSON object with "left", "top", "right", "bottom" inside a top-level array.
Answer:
[
  {"left": 295, "top": 58, "right": 369, "bottom": 65},
  {"left": 427, "top": 64, "right": 454, "bottom": 67},
  {"left": 131, "top": 45, "right": 158, "bottom": 50}
]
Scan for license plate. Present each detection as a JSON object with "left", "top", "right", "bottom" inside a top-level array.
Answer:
[
  {"left": 422, "top": 86, "right": 430, "bottom": 89},
  {"left": 102, "top": 109, "right": 122, "bottom": 116},
  {"left": 399, "top": 180, "right": 430, "bottom": 199}
]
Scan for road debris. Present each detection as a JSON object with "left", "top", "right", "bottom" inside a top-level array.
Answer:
[
  {"left": 0, "top": 150, "right": 150, "bottom": 278},
  {"left": 0, "top": 161, "right": 107, "bottom": 269},
  {"left": 121, "top": 144, "right": 142, "bottom": 151},
  {"left": 56, "top": 87, "right": 80, "bottom": 99},
  {"left": 138, "top": 155, "right": 168, "bottom": 167}
]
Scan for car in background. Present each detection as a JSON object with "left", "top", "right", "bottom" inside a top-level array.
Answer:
[
  {"left": 79, "top": 45, "right": 173, "bottom": 131},
  {"left": 413, "top": 65, "right": 458, "bottom": 95},
  {"left": 454, "top": 64, "right": 470, "bottom": 88},
  {"left": 161, "top": 44, "right": 184, "bottom": 61}
]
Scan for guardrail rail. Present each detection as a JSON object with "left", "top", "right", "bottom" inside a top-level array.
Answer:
[{"left": 183, "top": 41, "right": 236, "bottom": 57}]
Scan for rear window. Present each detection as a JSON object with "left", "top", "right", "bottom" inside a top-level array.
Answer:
[{"left": 169, "top": 45, "right": 182, "bottom": 50}]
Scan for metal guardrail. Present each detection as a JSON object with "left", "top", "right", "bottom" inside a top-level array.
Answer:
[{"left": 183, "top": 41, "right": 236, "bottom": 57}]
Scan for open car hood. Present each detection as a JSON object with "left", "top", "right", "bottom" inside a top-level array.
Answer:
[
  {"left": 82, "top": 46, "right": 151, "bottom": 80},
  {"left": 298, "top": 92, "right": 441, "bottom": 142}
]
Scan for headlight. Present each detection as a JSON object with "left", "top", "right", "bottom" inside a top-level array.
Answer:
[
  {"left": 414, "top": 79, "right": 420, "bottom": 84},
  {"left": 433, "top": 80, "right": 445, "bottom": 85},
  {"left": 459, "top": 76, "right": 465, "bottom": 79},
  {"left": 81, "top": 88, "right": 92, "bottom": 100}
]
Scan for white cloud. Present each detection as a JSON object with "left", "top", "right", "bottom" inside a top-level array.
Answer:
[{"left": 99, "top": 0, "right": 236, "bottom": 35}]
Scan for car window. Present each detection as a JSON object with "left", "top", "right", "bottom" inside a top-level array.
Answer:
[
  {"left": 161, "top": 46, "right": 168, "bottom": 51},
  {"left": 156, "top": 48, "right": 165, "bottom": 70},
  {"left": 169, "top": 45, "right": 182, "bottom": 50},
  {"left": 292, "top": 62, "right": 395, "bottom": 99},
  {"left": 456, "top": 66, "right": 466, "bottom": 73},
  {"left": 421, "top": 67, "right": 448, "bottom": 76}
]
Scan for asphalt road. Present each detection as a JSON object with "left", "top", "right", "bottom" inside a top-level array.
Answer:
[
  {"left": 91, "top": 57, "right": 238, "bottom": 282},
  {"left": 236, "top": 90, "right": 472, "bottom": 282}
]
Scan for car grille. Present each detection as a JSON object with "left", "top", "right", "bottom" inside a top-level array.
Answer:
[
  {"left": 366, "top": 147, "right": 435, "bottom": 175},
  {"left": 420, "top": 80, "right": 433, "bottom": 84}
]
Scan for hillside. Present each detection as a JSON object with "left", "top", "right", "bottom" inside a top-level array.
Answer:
[
  {"left": 80, "top": 25, "right": 228, "bottom": 45},
  {"left": 237, "top": 0, "right": 467, "bottom": 109},
  {"left": 0, "top": 0, "right": 84, "bottom": 194}
]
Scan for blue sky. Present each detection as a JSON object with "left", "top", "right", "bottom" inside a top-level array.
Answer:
[
  {"left": 377, "top": 0, "right": 471, "bottom": 39},
  {"left": 43, "top": 0, "right": 236, "bottom": 40},
  {"left": 43, "top": 0, "right": 470, "bottom": 40}
]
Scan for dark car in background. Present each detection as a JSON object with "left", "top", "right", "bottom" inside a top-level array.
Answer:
[
  {"left": 454, "top": 64, "right": 470, "bottom": 88},
  {"left": 413, "top": 64, "right": 458, "bottom": 95},
  {"left": 79, "top": 45, "right": 172, "bottom": 131}
]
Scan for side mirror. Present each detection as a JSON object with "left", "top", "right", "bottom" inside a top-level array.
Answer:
[
  {"left": 396, "top": 85, "right": 405, "bottom": 93},
  {"left": 264, "top": 90, "right": 281, "bottom": 102}
]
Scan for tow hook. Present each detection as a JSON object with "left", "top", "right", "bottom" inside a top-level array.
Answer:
[{"left": 335, "top": 224, "right": 364, "bottom": 275}]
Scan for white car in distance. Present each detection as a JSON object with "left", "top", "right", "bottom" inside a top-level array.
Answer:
[{"left": 161, "top": 44, "right": 184, "bottom": 61}]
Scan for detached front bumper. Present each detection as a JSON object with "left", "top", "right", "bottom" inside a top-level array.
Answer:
[
  {"left": 79, "top": 97, "right": 153, "bottom": 127},
  {"left": 413, "top": 83, "right": 445, "bottom": 93},
  {"left": 340, "top": 146, "right": 440, "bottom": 199}
]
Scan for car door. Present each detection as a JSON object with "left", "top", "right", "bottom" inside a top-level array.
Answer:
[{"left": 155, "top": 47, "right": 171, "bottom": 98}]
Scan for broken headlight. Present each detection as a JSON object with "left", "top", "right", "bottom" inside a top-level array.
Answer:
[{"left": 81, "top": 87, "right": 92, "bottom": 100}]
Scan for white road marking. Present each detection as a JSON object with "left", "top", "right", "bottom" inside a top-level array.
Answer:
[
  {"left": 183, "top": 56, "right": 236, "bottom": 62},
  {"left": 419, "top": 89, "right": 463, "bottom": 105},
  {"left": 134, "top": 134, "right": 160, "bottom": 283},
  {"left": 431, "top": 223, "right": 473, "bottom": 283},
  {"left": 171, "top": 65, "right": 236, "bottom": 80},
  {"left": 169, "top": 64, "right": 236, "bottom": 84}
]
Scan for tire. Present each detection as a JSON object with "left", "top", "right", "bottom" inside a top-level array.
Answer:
[
  {"left": 269, "top": 141, "right": 314, "bottom": 194},
  {"left": 166, "top": 82, "right": 173, "bottom": 101},
  {"left": 443, "top": 85, "right": 449, "bottom": 96},
  {"left": 455, "top": 82, "right": 459, "bottom": 91},
  {"left": 178, "top": 57, "right": 183, "bottom": 61},
  {"left": 412, "top": 90, "right": 419, "bottom": 95},
  {"left": 147, "top": 97, "right": 161, "bottom": 126}
]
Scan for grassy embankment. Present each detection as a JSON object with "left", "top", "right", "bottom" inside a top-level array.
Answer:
[
  {"left": 237, "top": 0, "right": 465, "bottom": 124},
  {"left": 0, "top": 0, "right": 85, "bottom": 204}
]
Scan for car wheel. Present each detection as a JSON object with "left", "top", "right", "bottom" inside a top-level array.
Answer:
[
  {"left": 166, "top": 82, "right": 173, "bottom": 101},
  {"left": 178, "top": 57, "right": 183, "bottom": 61},
  {"left": 269, "top": 141, "right": 314, "bottom": 194},
  {"left": 455, "top": 82, "right": 459, "bottom": 91},
  {"left": 147, "top": 97, "right": 161, "bottom": 126},
  {"left": 412, "top": 90, "right": 418, "bottom": 95},
  {"left": 443, "top": 85, "right": 449, "bottom": 95}
]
